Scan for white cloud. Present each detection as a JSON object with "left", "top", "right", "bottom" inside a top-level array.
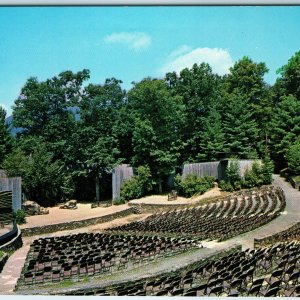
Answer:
[
  {"left": 104, "top": 32, "right": 151, "bottom": 51},
  {"left": 160, "top": 46, "right": 233, "bottom": 76}
]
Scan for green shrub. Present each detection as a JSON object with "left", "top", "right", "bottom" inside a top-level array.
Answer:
[
  {"left": 219, "top": 180, "right": 234, "bottom": 192},
  {"left": 135, "top": 166, "right": 153, "bottom": 194},
  {"left": 112, "top": 197, "right": 125, "bottom": 205},
  {"left": 243, "top": 161, "right": 263, "bottom": 188},
  {"left": 226, "top": 160, "right": 242, "bottom": 190},
  {"left": 176, "top": 174, "right": 215, "bottom": 198},
  {"left": 286, "top": 141, "right": 300, "bottom": 175},
  {"left": 120, "top": 178, "right": 143, "bottom": 201},
  {"left": 13, "top": 209, "right": 26, "bottom": 224},
  {"left": 261, "top": 151, "right": 274, "bottom": 184},
  {"left": 120, "top": 165, "right": 153, "bottom": 201}
]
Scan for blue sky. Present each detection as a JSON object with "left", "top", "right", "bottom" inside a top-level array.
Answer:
[{"left": 0, "top": 6, "right": 300, "bottom": 115}]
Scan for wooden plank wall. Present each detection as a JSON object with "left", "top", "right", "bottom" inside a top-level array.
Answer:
[
  {"left": 0, "top": 171, "right": 22, "bottom": 211},
  {"left": 182, "top": 161, "right": 220, "bottom": 180},
  {"left": 112, "top": 164, "right": 134, "bottom": 200}
]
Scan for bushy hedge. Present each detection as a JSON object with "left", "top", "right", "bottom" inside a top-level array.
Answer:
[
  {"left": 120, "top": 166, "right": 153, "bottom": 201},
  {"left": 120, "top": 178, "right": 143, "bottom": 201},
  {"left": 175, "top": 174, "right": 215, "bottom": 198}
]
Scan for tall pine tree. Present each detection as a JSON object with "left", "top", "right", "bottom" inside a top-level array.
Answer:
[
  {"left": 197, "top": 107, "right": 225, "bottom": 161},
  {"left": 223, "top": 95, "right": 259, "bottom": 158},
  {"left": 269, "top": 95, "right": 300, "bottom": 169}
]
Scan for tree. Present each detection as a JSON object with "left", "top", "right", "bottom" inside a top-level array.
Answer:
[
  {"left": 261, "top": 149, "right": 274, "bottom": 184},
  {"left": 223, "top": 56, "right": 271, "bottom": 156},
  {"left": 222, "top": 94, "right": 259, "bottom": 158},
  {"left": 197, "top": 107, "right": 225, "bottom": 161},
  {"left": 120, "top": 165, "right": 153, "bottom": 201},
  {"left": 269, "top": 95, "right": 300, "bottom": 169},
  {"left": 226, "top": 160, "right": 242, "bottom": 190},
  {"left": 0, "top": 107, "right": 12, "bottom": 166},
  {"left": 165, "top": 63, "right": 221, "bottom": 162},
  {"left": 80, "top": 78, "right": 125, "bottom": 132},
  {"left": 126, "top": 78, "right": 185, "bottom": 192},
  {"left": 286, "top": 141, "right": 300, "bottom": 175},
  {"left": 3, "top": 145, "right": 68, "bottom": 206},
  {"left": 12, "top": 70, "right": 90, "bottom": 163},
  {"left": 225, "top": 56, "right": 269, "bottom": 104},
  {"left": 276, "top": 51, "right": 300, "bottom": 100},
  {"left": 13, "top": 69, "right": 89, "bottom": 137},
  {"left": 69, "top": 78, "right": 126, "bottom": 202},
  {"left": 86, "top": 136, "right": 121, "bottom": 203}
]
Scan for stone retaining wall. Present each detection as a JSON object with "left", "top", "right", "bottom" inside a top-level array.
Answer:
[
  {"left": 21, "top": 208, "right": 134, "bottom": 237},
  {"left": 254, "top": 221, "right": 300, "bottom": 248}
]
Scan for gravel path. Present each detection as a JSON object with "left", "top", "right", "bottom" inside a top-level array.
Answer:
[{"left": 1, "top": 175, "right": 299, "bottom": 295}]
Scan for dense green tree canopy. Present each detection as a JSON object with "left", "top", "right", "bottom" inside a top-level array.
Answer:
[
  {"left": 165, "top": 63, "right": 220, "bottom": 162},
  {"left": 269, "top": 95, "right": 300, "bottom": 167},
  {"left": 3, "top": 50, "right": 300, "bottom": 205},
  {"left": 126, "top": 78, "right": 185, "bottom": 192}
]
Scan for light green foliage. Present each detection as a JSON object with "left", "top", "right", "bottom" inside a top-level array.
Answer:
[
  {"left": 13, "top": 209, "right": 26, "bottom": 224},
  {"left": 286, "top": 141, "right": 300, "bottom": 175},
  {"left": 120, "top": 178, "right": 143, "bottom": 201},
  {"left": 175, "top": 174, "right": 215, "bottom": 198},
  {"left": 120, "top": 166, "right": 153, "bottom": 201}
]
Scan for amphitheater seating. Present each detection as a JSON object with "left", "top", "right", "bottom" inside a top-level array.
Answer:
[
  {"left": 19, "top": 232, "right": 201, "bottom": 286},
  {"left": 61, "top": 241, "right": 300, "bottom": 296},
  {"left": 109, "top": 186, "right": 285, "bottom": 241}
]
